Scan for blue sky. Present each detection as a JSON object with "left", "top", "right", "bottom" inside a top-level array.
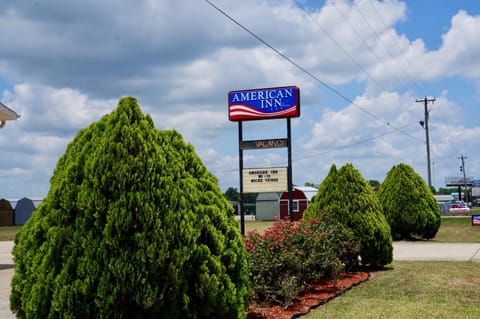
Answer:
[{"left": 1, "top": 0, "right": 479, "bottom": 199}]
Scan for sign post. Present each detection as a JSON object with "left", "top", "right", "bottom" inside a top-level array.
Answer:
[
  {"left": 238, "top": 121, "right": 245, "bottom": 235},
  {"left": 229, "top": 86, "right": 300, "bottom": 234},
  {"left": 287, "top": 118, "right": 293, "bottom": 222}
]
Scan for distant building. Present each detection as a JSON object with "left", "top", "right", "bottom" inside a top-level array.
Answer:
[
  {"left": 434, "top": 194, "right": 454, "bottom": 214},
  {"left": 255, "top": 192, "right": 281, "bottom": 221},
  {"left": 14, "top": 197, "right": 43, "bottom": 225},
  {"left": 279, "top": 186, "right": 318, "bottom": 221},
  {"left": 0, "top": 199, "right": 14, "bottom": 226}
]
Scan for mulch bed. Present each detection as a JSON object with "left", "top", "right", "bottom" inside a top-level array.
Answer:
[{"left": 247, "top": 272, "right": 369, "bottom": 319}]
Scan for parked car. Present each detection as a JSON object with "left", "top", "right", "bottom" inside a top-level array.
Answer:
[{"left": 449, "top": 201, "right": 470, "bottom": 215}]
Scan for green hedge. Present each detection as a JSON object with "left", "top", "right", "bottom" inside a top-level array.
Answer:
[
  {"left": 377, "top": 163, "right": 441, "bottom": 239},
  {"left": 303, "top": 164, "right": 393, "bottom": 267}
]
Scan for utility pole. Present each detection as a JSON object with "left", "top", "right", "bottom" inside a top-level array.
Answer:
[
  {"left": 416, "top": 97, "right": 435, "bottom": 188},
  {"left": 459, "top": 155, "right": 468, "bottom": 203}
]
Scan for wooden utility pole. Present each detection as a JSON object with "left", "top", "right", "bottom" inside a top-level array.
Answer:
[
  {"left": 416, "top": 97, "right": 435, "bottom": 188},
  {"left": 459, "top": 155, "right": 468, "bottom": 203}
]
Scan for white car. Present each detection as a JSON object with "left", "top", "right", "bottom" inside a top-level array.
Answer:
[{"left": 449, "top": 201, "right": 470, "bottom": 215}]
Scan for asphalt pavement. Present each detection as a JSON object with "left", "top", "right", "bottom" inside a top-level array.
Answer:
[
  {"left": 0, "top": 241, "right": 14, "bottom": 319},
  {"left": 1, "top": 240, "right": 479, "bottom": 318}
]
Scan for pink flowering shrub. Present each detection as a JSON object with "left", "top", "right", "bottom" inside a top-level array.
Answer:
[{"left": 244, "top": 217, "right": 359, "bottom": 308}]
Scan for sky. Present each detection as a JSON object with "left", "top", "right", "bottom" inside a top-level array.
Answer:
[{"left": 1, "top": 0, "right": 479, "bottom": 199}]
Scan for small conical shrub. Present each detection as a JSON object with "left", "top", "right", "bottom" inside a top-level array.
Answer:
[
  {"left": 377, "top": 163, "right": 441, "bottom": 239},
  {"left": 303, "top": 163, "right": 393, "bottom": 267},
  {"left": 11, "top": 97, "right": 249, "bottom": 319}
]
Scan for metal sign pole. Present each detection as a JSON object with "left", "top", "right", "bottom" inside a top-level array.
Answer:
[
  {"left": 287, "top": 118, "right": 293, "bottom": 222},
  {"left": 238, "top": 121, "right": 245, "bottom": 235}
]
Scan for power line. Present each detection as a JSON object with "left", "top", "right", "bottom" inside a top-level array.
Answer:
[
  {"left": 328, "top": 0, "right": 408, "bottom": 92},
  {"left": 204, "top": 0, "right": 424, "bottom": 144},
  {"left": 350, "top": 0, "right": 425, "bottom": 97},
  {"left": 213, "top": 121, "right": 420, "bottom": 174},
  {"left": 293, "top": 121, "right": 420, "bottom": 162},
  {"left": 367, "top": 0, "right": 430, "bottom": 96},
  {"left": 428, "top": 131, "right": 457, "bottom": 181},
  {"left": 458, "top": 155, "right": 468, "bottom": 202},
  {"left": 295, "top": 0, "right": 390, "bottom": 92}
]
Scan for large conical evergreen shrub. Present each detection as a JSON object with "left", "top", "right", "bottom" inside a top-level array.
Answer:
[
  {"left": 11, "top": 97, "right": 249, "bottom": 319},
  {"left": 303, "top": 163, "right": 393, "bottom": 266},
  {"left": 377, "top": 163, "right": 441, "bottom": 239}
]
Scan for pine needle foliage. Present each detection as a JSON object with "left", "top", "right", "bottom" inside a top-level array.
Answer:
[
  {"left": 377, "top": 163, "right": 441, "bottom": 240},
  {"left": 10, "top": 97, "right": 249, "bottom": 319},
  {"left": 303, "top": 164, "right": 393, "bottom": 267}
]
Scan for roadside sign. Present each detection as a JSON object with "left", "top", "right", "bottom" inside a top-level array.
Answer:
[
  {"left": 242, "top": 167, "right": 288, "bottom": 193},
  {"left": 472, "top": 215, "right": 480, "bottom": 226},
  {"left": 228, "top": 86, "right": 300, "bottom": 121},
  {"left": 241, "top": 138, "right": 288, "bottom": 150}
]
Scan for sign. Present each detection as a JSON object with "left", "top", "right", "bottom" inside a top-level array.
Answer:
[
  {"left": 228, "top": 86, "right": 300, "bottom": 121},
  {"left": 242, "top": 167, "right": 288, "bottom": 193},
  {"left": 445, "top": 176, "right": 474, "bottom": 186},
  {"left": 241, "top": 138, "right": 288, "bottom": 150},
  {"left": 472, "top": 215, "right": 480, "bottom": 226},
  {"left": 472, "top": 188, "right": 480, "bottom": 197}
]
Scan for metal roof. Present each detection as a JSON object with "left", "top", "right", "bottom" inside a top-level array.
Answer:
[
  {"left": 293, "top": 186, "right": 318, "bottom": 201},
  {"left": 0, "top": 102, "right": 20, "bottom": 121},
  {"left": 434, "top": 195, "right": 453, "bottom": 202},
  {"left": 256, "top": 192, "right": 281, "bottom": 201}
]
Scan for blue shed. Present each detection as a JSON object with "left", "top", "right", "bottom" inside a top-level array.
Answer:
[{"left": 14, "top": 197, "right": 43, "bottom": 225}]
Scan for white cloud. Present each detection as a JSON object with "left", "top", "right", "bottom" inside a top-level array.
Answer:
[
  {"left": 419, "top": 11, "right": 480, "bottom": 80},
  {"left": 3, "top": 83, "right": 113, "bottom": 134},
  {"left": 0, "top": 0, "right": 479, "bottom": 197}
]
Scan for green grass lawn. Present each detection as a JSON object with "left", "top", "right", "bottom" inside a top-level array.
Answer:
[
  {"left": 242, "top": 216, "right": 480, "bottom": 242},
  {"left": 243, "top": 220, "right": 274, "bottom": 234},
  {"left": 3, "top": 218, "right": 479, "bottom": 318},
  {"left": 434, "top": 217, "right": 480, "bottom": 242},
  {"left": 3, "top": 217, "right": 479, "bottom": 242},
  {"left": 242, "top": 218, "right": 479, "bottom": 318},
  {"left": 470, "top": 207, "right": 480, "bottom": 214},
  {"left": 304, "top": 261, "right": 480, "bottom": 319},
  {"left": 0, "top": 225, "right": 21, "bottom": 241}
]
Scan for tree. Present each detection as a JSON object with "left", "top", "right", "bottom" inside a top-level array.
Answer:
[
  {"left": 224, "top": 187, "right": 240, "bottom": 202},
  {"left": 438, "top": 187, "right": 457, "bottom": 195},
  {"left": 304, "top": 182, "right": 319, "bottom": 188},
  {"left": 11, "top": 97, "right": 249, "bottom": 319},
  {"left": 243, "top": 193, "right": 258, "bottom": 204},
  {"left": 377, "top": 163, "right": 441, "bottom": 240},
  {"left": 368, "top": 180, "right": 380, "bottom": 187},
  {"left": 303, "top": 163, "right": 393, "bottom": 267}
]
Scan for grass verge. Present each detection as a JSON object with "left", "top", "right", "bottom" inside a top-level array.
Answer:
[
  {"left": 433, "top": 217, "right": 480, "bottom": 242},
  {"left": 3, "top": 217, "right": 479, "bottom": 242},
  {"left": 304, "top": 261, "right": 480, "bottom": 319},
  {"left": 0, "top": 226, "right": 21, "bottom": 241},
  {"left": 242, "top": 217, "right": 480, "bottom": 242}
]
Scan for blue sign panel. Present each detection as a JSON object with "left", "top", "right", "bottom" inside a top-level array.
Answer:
[
  {"left": 228, "top": 86, "right": 300, "bottom": 121},
  {"left": 472, "top": 215, "right": 480, "bottom": 226}
]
